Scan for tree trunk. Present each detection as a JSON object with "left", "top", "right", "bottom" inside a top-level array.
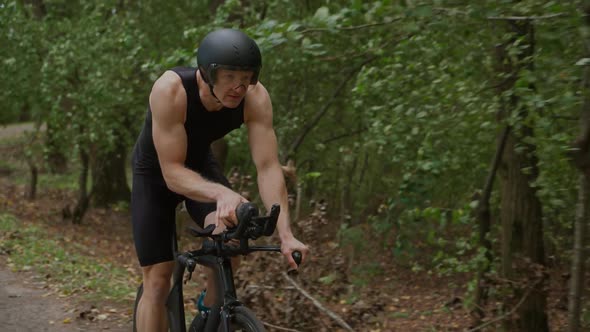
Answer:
[
  {"left": 25, "top": 156, "right": 38, "bottom": 200},
  {"left": 499, "top": 130, "right": 548, "bottom": 332},
  {"left": 20, "top": 0, "right": 47, "bottom": 19},
  {"left": 567, "top": 4, "right": 590, "bottom": 331},
  {"left": 495, "top": 20, "right": 549, "bottom": 332},
  {"left": 568, "top": 175, "right": 589, "bottom": 332},
  {"left": 472, "top": 125, "right": 510, "bottom": 322},
  {"left": 45, "top": 122, "right": 68, "bottom": 174},
  {"left": 72, "top": 149, "right": 90, "bottom": 224},
  {"left": 90, "top": 141, "right": 130, "bottom": 207},
  {"left": 209, "top": 0, "right": 226, "bottom": 13},
  {"left": 19, "top": 103, "right": 31, "bottom": 122}
]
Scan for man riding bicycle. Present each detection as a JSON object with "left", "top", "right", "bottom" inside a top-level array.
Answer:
[{"left": 131, "top": 29, "right": 309, "bottom": 332}]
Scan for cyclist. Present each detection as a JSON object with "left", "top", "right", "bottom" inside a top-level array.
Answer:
[{"left": 131, "top": 29, "right": 309, "bottom": 332}]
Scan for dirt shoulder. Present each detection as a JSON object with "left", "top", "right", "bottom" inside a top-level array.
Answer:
[{"left": 0, "top": 263, "right": 128, "bottom": 331}]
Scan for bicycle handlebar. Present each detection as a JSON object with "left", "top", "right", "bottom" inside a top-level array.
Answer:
[
  {"left": 292, "top": 251, "right": 302, "bottom": 266},
  {"left": 183, "top": 202, "right": 302, "bottom": 267},
  {"left": 225, "top": 202, "right": 280, "bottom": 241},
  {"left": 187, "top": 202, "right": 281, "bottom": 241}
]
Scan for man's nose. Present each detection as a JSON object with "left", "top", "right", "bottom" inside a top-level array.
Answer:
[{"left": 234, "top": 83, "right": 247, "bottom": 92}]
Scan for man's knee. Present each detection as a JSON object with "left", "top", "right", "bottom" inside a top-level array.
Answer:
[{"left": 142, "top": 262, "right": 174, "bottom": 303}]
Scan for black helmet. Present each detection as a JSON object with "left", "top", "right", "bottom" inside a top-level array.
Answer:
[{"left": 197, "top": 29, "right": 262, "bottom": 86}]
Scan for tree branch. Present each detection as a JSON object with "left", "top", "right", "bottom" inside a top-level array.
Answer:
[
  {"left": 282, "top": 56, "right": 376, "bottom": 163},
  {"left": 321, "top": 127, "right": 367, "bottom": 144},
  {"left": 282, "top": 272, "right": 355, "bottom": 332},
  {"left": 318, "top": 34, "right": 408, "bottom": 61},
  {"left": 481, "top": 126, "right": 511, "bottom": 204},
  {"left": 487, "top": 13, "right": 567, "bottom": 21},
  {"left": 433, "top": 7, "right": 568, "bottom": 22},
  {"left": 467, "top": 279, "right": 540, "bottom": 332},
  {"left": 300, "top": 18, "right": 402, "bottom": 34},
  {"left": 553, "top": 115, "right": 580, "bottom": 121},
  {"left": 282, "top": 35, "right": 410, "bottom": 163},
  {"left": 472, "top": 125, "right": 511, "bottom": 320}
]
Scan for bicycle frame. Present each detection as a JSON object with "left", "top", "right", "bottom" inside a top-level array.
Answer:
[
  {"left": 134, "top": 203, "right": 300, "bottom": 332},
  {"left": 166, "top": 225, "right": 282, "bottom": 332}
]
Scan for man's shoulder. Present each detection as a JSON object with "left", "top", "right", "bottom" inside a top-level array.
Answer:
[
  {"left": 149, "top": 71, "right": 187, "bottom": 120},
  {"left": 152, "top": 71, "right": 185, "bottom": 97},
  {"left": 247, "top": 82, "right": 269, "bottom": 98},
  {"left": 245, "top": 83, "right": 271, "bottom": 108},
  {"left": 244, "top": 82, "right": 272, "bottom": 123},
  {"left": 152, "top": 70, "right": 182, "bottom": 91}
]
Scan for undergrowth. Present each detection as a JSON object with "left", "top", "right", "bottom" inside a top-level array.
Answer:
[{"left": 0, "top": 213, "right": 135, "bottom": 304}]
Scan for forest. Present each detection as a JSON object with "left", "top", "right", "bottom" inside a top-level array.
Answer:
[{"left": 1, "top": 0, "right": 589, "bottom": 331}]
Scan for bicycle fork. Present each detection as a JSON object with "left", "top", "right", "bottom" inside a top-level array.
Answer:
[
  {"left": 167, "top": 260, "right": 188, "bottom": 332},
  {"left": 199, "top": 255, "right": 241, "bottom": 332}
]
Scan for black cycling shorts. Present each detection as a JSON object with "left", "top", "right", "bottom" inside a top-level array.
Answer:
[{"left": 131, "top": 155, "right": 230, "bottom": 267}]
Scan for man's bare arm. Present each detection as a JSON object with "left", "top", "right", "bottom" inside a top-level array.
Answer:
[
  {"left": 150, "top": 71, "right": 237, "bottom": 206},
  {"left": 244, "top": 84, "right": 294, "bottom": 240}
]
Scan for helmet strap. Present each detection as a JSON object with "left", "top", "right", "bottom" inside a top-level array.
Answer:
[
  {"left": 198, "top": 67, "right": 221, "bottom": 103},
  {"left": 208, "top": 83, "right": 221, "bottom": 102}
]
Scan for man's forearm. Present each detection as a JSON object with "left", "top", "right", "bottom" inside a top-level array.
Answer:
[
  {"left": 162, "top": 164, "right": 230, "bottom": 203},
  {"left": 257, "top": 165, "right": 293, "bottom": 240}
]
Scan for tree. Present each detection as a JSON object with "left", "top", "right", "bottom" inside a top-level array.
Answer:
[
  {"left": 494, "top": 17, "right": 548, "bottom": 332},
  {"left": 568, "top": 3, "right": 590, "bottom": 331}
]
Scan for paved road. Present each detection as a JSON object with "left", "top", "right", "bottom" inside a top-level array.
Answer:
[{"left": 0, "top": 265, "right": 129, "bottom": 331}]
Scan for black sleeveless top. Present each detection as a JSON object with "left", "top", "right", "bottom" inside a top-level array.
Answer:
[{"left": 132, "top": 67, "right": 245, "bottom": 178}]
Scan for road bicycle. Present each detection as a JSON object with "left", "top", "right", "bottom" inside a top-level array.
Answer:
[{"left": 133, "top": 202, "right": 302, "bottom": 332}]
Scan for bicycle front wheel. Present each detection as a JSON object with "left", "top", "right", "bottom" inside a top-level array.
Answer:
[
  {"left": 224, "top": 306, "right": 266, "bottom": 332},
  {"left": 189, "top": 306, "right": 266, "bottom": 332}
]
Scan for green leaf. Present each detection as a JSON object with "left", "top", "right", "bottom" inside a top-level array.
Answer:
[
  {"left": 314, "top": 6, "right": 330, "bottom": 21},
  {"left": 305, "top": 172, "right": 322, "bottom": 179}
]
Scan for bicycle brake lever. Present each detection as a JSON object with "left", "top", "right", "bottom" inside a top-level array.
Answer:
[{"left": 249, "top": 204, "right": 280, "bottom": 237}]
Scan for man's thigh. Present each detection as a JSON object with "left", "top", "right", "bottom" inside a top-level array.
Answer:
[{"left": 131, "top": 174, "right": 180, "bottom": 267}]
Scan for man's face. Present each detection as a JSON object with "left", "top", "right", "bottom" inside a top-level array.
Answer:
[{"left": 212, "top": 68, "right": 254, "bottom": 108}]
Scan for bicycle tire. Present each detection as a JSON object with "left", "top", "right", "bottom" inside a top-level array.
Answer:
[{"left": 189, "top": 306, "right": 266, "bottom": 332}]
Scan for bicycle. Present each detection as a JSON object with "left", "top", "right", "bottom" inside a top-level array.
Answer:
[{"left": 132, "top": 202, "right": 302, "bottom": 332}]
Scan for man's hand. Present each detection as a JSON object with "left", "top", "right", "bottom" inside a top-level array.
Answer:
[
  {"left": 281, "top": 236, "right": 309, "bottom": 270},
  {"left": 215, "top": 189, "right": 248, "bottom": 228}
]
